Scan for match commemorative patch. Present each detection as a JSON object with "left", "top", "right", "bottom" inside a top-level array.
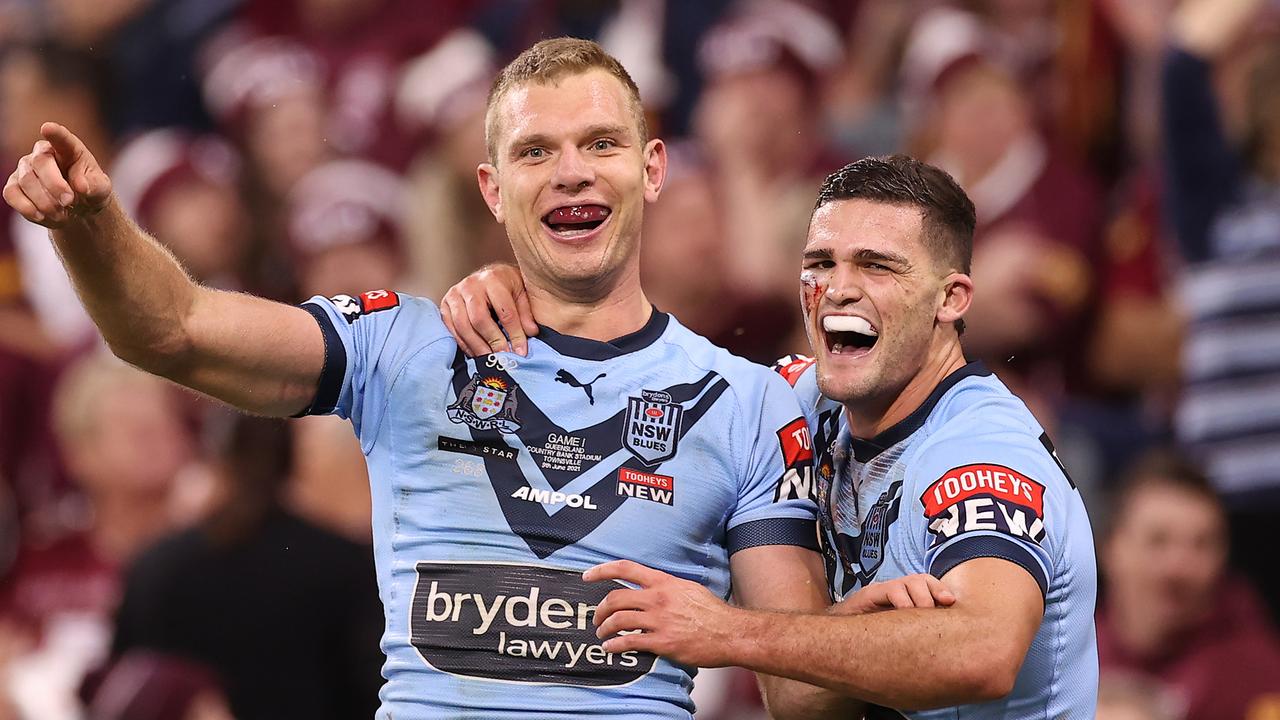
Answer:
[
  {"left": 920, "top": 464, "right": 1046, "bottom": 548},
  {"left": 771, "top": 354, "right": 815, "bottom": 387},
  {"left": 329, "top": 289, "right": 400, "bottom": 323}
]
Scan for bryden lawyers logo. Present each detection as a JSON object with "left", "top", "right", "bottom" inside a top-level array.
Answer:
[
  {"left": 623, "top": 390, "right": 682, "bottom": 465},
  {"left": 448, "top": 375, "right": 521, "bottom": 433},
  {"left": 410, "top": 562, "right": 657, "bottom": 686}
]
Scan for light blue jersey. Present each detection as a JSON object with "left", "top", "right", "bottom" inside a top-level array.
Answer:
[
  {"left": 299, "top": 291, "right": 819, "bottom": 720},
  {"left": 774, "top": 357, "right": 1098, "bottom": 719}
]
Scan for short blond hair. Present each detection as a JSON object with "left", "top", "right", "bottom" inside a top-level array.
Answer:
[
  {"left": 485, "top": 37, "right": 648, "bottom": 161},
  {"left": 52, "top": 352, "right": 171, "bottom": 443}
]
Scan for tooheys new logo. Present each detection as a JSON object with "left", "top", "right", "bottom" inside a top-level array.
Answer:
[{"left": 410, "top": 562, "right": 657, "bottom": 686}]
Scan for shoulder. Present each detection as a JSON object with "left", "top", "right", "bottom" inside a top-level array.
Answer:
[
  {"left": 908, "top": 376, "right": 1072, "bottom": 514},
  {"left": 306, "top": 289, "right": 436, "bottom": 326}
]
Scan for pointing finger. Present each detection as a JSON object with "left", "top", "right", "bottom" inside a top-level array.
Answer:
[
  {"left": 40, "top": 122, "right": 85, "bottom": 170},
  {"left": 583, "top": 559, "right": 667, "bottom": 588}
]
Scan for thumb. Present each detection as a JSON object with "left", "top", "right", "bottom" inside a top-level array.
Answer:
[{"left": 69, "top": 163, "right": 111, "bottom": 202}]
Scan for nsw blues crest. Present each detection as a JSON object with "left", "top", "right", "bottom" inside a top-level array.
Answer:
[
  {"left": 448, "top": 374, "right": 522, "bottom": 433},
  {"left": 623, "top": 390, "right": 683, "bottom": 466}
]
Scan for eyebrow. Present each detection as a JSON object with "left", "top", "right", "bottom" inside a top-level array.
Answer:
[
  {"left": 508, "top": 124, "right": 633, "bottom": 158},
  {"left": 802, "top": 247, "right": 911, "bottom": 267},
  {"left": 853, "top": 248, "right": 911, "bottom": 267}
]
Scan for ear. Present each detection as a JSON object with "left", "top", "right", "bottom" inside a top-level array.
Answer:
[
  {"left": 937, "top": 272, "right": 973, "bottom": 327},
  {"left": 642, "top": 138, "right": 667, "bottom": 203},
  {"left": 476, "top": 162, "right": 504, "bottom": 223}
]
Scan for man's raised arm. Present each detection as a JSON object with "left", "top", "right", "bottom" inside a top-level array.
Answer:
[{"left": 3, "top": 123, "right": 323, "bottom": 416}]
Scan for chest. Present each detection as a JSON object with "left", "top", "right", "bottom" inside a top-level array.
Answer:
[
  {"left": 813, "top": 418, "right": 920, "bottom": 599},
  {"left": 378, "top": 351, "right": 744, "bottom": 563}
]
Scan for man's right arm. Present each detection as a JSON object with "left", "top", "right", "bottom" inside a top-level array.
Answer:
[{"left": 4, "top": 123, "right": 322, "bottom": 417}]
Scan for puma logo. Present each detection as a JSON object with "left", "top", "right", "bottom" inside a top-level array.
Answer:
[{"left": 555, "top": 369, "right": 606, "bottom": 405}]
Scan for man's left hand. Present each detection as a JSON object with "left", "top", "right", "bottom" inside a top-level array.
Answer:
[{"left": 584, "top": 560, "right": 742, "bottom": 667}]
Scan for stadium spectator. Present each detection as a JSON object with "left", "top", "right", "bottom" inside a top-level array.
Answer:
[
  {"left": 285, "top": 159, "right": 407, "bottom": 299},
  {"left": 1097, "top": 451, "right": 1280, "bottom": 720},
  {"left": 0, "top": 354, "right": 193, "bottom": 720},
  {"left": 1096, "top": 674, "right": 1181, "bottom": 720},
  {"left": 694, "top": 1, "right": 845, "bottom": 306},
  {"left": 109, "top": 416, "right": 383, "bottom": 720},
  {"left": 638, "top": 145, "right": 801, "bottom": 364},
  {"left": 904, "top": 24, "right": 1105, "bottom": 421},
  {"left": 110, "top": 131, "right": 250, "bottom": 291},
  {"left": 1162, "top": 0, "right": 1280, "bottom": 620},
  {"left": 397, "top": 28, "right": 512, "bottom": 297}
]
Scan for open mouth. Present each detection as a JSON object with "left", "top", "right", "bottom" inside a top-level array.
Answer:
[
  {"left": 542, "top": 204, "right": 611, "bottom": 239},
  {"left": 822, "top": 315, "right": 878, "bottom": 356}
]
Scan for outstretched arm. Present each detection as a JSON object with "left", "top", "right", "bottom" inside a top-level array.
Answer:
[
  {"left": 3, "top": 123, "right": 323, "bottom": 416},
  {"left": 590, "top": 556, "right": 1038, "bottom": 711}
]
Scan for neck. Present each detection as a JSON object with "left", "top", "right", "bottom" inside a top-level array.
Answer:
[
  {"left": 843, "top": 338, "right": 968, "bottom": 439},
  {"left": 90, "top": 490, "right": 171, "bottom": 564},
  {"left": 526, "top": 267, "right": 652, "bottom": 342}
]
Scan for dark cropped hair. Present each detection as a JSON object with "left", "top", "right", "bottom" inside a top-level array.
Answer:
[
  {"left": 1108, "top": 449, "right": 1224, "bottom": 536},
  {"left": 814, "top": 155, "right": 976, "bottom": 275}
]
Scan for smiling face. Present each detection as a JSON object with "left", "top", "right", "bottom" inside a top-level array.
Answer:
[
  {"left": 477, "top": 69, "right": 665, "bottom": 300},
  {"left": 802, "top": 198, "right": 970, "bottom": 410}
]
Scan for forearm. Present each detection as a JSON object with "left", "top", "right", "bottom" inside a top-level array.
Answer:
[
  {"left": 727, "top": 606, "right": 1016, "bottom": 710},
  {"left": 49, "top": 197, "right": 322, "bottom": 415},
  {"left": 49, "top": 197, "right": 201, "bottom": 368},
  {"left": 758, "top": 673, "right": 862, "bottom": 720}
]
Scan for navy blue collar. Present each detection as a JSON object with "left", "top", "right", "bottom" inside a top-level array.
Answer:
[
  {"left": 537, "top": 307, "right": 669, "bottom": 361},
  {"left": 849, "top": 360, "right": 993, "bottom": 463}
]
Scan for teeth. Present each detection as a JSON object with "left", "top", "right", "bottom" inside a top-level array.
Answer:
[
  {"left": 832, "top": 342, "right": 844, "bottom": 354},
  {"left": 823, "top": 315, "right": 876, "bottom": 336}
]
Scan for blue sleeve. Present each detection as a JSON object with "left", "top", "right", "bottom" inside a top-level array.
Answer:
[
  {"left": 297, "top": 290, "right": 446, "bottom": 449},
  {"left": 906, "top": 433, "right": 1071, "bottom": 599},
  {"left": 724, "top": 370, "right": 820, "bottom": 556},
  {"left": 1160, "top": 46, "right": 1243, "bottom": 263}
]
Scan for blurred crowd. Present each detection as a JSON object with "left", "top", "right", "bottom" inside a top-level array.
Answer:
[{"left": 0, "top": 0, "right": 1278, "bottom": 718}]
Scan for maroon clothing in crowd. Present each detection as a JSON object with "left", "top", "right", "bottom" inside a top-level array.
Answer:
[
  {"left": 0, "top": 531, "right": 118, "bottom": 640},
  {"left": 1098, "top": 577, "right": 1280, "bottom": 720}
]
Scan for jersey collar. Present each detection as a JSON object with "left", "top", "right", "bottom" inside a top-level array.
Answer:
[
  {"left": 849, "top": 360, "right": 994, "bottom": 463},
  {"left": 536, "top": 307, "right": 670, "bottom": 361}
]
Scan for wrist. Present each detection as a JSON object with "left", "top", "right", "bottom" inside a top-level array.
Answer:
[{"left": 717, "top": 606, "right": 771, "bottom": 670}]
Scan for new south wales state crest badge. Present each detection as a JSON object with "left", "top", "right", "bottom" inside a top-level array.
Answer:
[{"left": 448, "top": 375, "right": 522, "bottom": 433}]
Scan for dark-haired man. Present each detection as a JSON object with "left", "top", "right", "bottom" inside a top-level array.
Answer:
[
  {"left": 4, "top": 37, "right": 953, "bottom": 720},
  {"left": 446, "top": 156, "right": 1098, "bottom": 717}
]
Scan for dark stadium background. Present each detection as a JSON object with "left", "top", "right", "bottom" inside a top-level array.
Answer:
[{"left": 1, "top": 0, "right": 1278, "bottom": 718}]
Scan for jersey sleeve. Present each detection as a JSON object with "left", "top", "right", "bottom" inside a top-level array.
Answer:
[
  {"left": 906, "top": 430, "right": 1072, "bottom": 599},
  {"left": 297, "top": 290, "right": 445, "bottom": 446},
  {"left": 724, "top": 370, "right": 820, "bottom": 556}
]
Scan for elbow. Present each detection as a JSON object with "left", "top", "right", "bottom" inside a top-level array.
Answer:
[
  {"left": 948, "top": 648, "right": 1022, "bottom": 703},
  {"left": 107, "top": 325, "right": 195, "bottom": 380}
]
